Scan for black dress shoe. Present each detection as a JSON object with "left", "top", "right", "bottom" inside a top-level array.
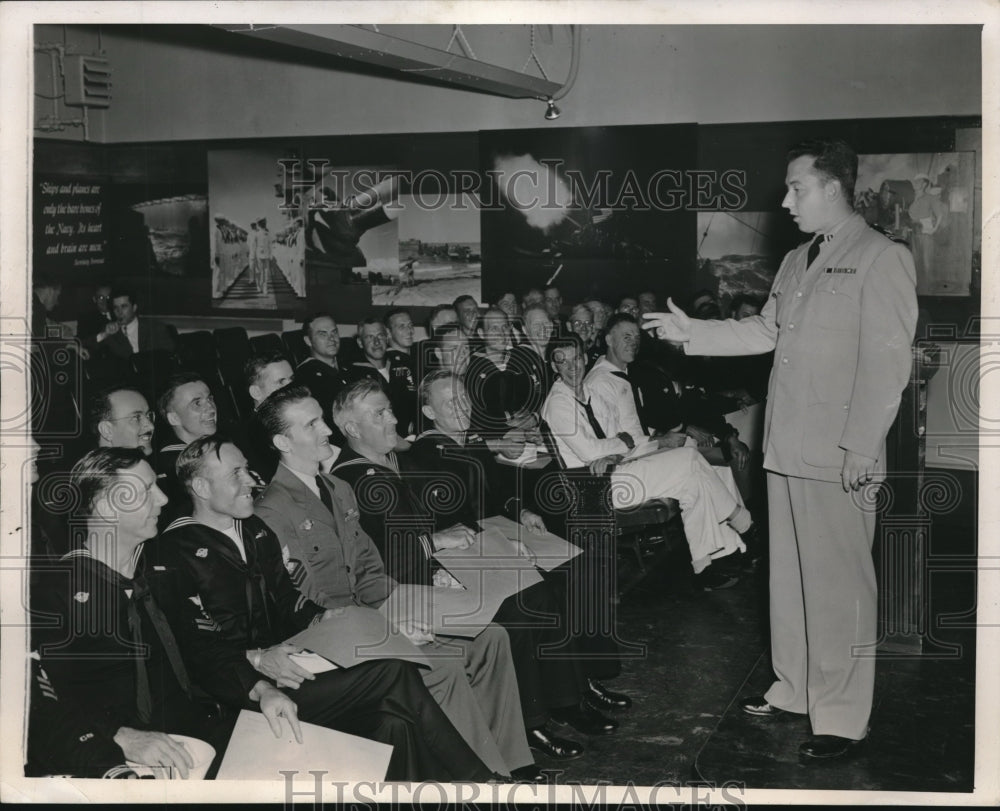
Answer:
[
  {"left": 739, "top": 695, "right": 785, "bottom": 717},
  {"left": 527, "top": 725, "right": 585, "bottom": 759},
  {"left": 511, "top": 764, "right": 547, "bottom": 783},
  {"left": 486, "top": 771, "right": 514, "bottom": 783},
  {"left": 550, "top": 704, "right": 619, "bottom": 735},
  {"left": 586, "top": 678, "right": 633, "bottom": 711},
  {"left": 798, "top": 734, "right": 866, "bottom": 760}
]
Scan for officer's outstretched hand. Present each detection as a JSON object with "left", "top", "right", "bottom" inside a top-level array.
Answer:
[{"left": 641, "top": 298, "right": 692, "bottom": 342}]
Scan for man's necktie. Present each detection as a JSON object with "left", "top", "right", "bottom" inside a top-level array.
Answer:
[
  {"left": 807, "top": 233, "right": 825, "bottom": 267},
  {"left": 315, "top": 475, "right": 334, "bottom": 515},
  {"left": 582, "top": 398, "right": 607, "bottom": 439},
  {"left": 128, "top": 575, "right": 193, "bottom": 724}
]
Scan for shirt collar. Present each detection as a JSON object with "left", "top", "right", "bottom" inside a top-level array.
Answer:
[{"left": 281, "top": 462, "right": 320, "bottom": 498}]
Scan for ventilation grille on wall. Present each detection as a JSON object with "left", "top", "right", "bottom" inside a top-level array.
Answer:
[{"left": 64, "top": 55, "right": 112, "bottom": 108}]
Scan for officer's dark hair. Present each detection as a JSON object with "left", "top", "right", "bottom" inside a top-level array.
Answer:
[
  {"left": 331, "top": 378, "right": 384, "bottom": 433},
  {"left": 254, "top": 384, "right": 314, "bottom": 451},
  {"left": 603, "top": 312, "right": 638, "bottom": 336},
  {"left": 244, "top": 350, "right": 291, "bottom": 389},
  {"left": 787, "top": 138, "right": 858, "bottom": 204},
  {"left": 70, "top": 447, "right": 148, "bottom": 517},
  {"left": 87, "top": 385, "right": 147, "bottom": 437},
  {"left": 175, "top": 434, "right": 234, "bottom": 494},
  {"left": 546, "top": 332, "right": 585, "bottom": 371},
  {"left": 452, "top": 294, "right": 476, "bottom": 310},
  {"left": 418, "top": 369, "right": 459, "bottom": 410},
  {"left": 156, "top": 371, "right": 207, "bottom": 421}
]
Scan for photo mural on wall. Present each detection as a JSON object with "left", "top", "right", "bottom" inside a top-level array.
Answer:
[
  {"left": 207, "top": 147, "right": 308, "bottom": 315},
  {"left": 373, "top": 194, "right": 482, "bottom": 307},
  {"left": 479, "top": 124, "right": 699, "bottom": 306},
  {"left": 694, "top": 212, "right": 786, "bottom": 314},
  {"left": 855, "top": 152, "right": 975, "bottom": 296},
  {"left": 302, "top": 168, "right": 400, "bottom": 291}
]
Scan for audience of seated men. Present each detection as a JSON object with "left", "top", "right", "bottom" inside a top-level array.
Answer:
[
  {"left": 294, "top": 312, "right": 351, "bottom": 430},
  {"left": 139, "top": 437, "right": 496, "bottom": 782},
  {"left": 408, "top": 370, "right": 634, "bottom": 711},
  {"left": 29, "top": 448, "right": 293, "bottom": 779},
  {"left": 99, "top": 287, "right": 176, "bottom": 359},
  {"left": 330, "top": 379, "right": 619, "bottom": 759},
  {"left": 25, "top": 280, "right": 780, "bottom": 780},
  {"left": 541, "top": 334, "right": 754, "bottom": 591},
  {"left": 346, "top": 316, "right": 416, "bottom": 440},
  {"left": 249, "top": 389, "right": 539, "bottom": 780}
]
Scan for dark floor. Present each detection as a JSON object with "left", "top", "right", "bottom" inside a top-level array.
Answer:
[{"left": 529, "top": 471, "right": 977, "bottom": 794}]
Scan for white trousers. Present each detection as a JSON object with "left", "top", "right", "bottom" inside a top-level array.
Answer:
[{"left": 610, "top": 445, "right": 744, "bottom": 572}]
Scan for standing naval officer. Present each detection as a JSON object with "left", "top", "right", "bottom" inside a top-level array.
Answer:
[{"left": 644, "top": 139, "right": 917, "bottom": 760}]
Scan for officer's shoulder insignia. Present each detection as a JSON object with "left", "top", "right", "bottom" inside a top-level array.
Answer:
[
  {"left": 300, "top": 519, "right": 313, "bottom": 531},
  {"left": 365, "top": 468, "right": 375, "bottom": 476},
  {"left": 195, "top": 548, "right": 208, "bottom": 558},
  {"left": 73, "top": 591, "right": 89, "bottom": 603}
]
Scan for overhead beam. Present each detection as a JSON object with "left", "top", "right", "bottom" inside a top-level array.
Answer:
[{"left": 213, "top": 24, "right": 563, "bottom": 99}]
